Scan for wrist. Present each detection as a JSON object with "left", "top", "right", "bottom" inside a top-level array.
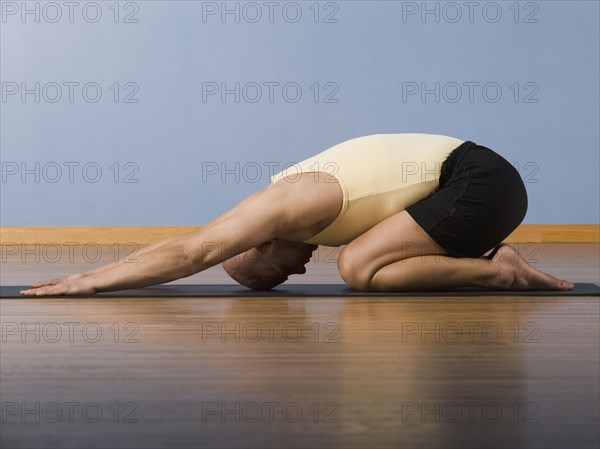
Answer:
[{"left": 79, "top": 275, "right": 98, "bottom": 294}]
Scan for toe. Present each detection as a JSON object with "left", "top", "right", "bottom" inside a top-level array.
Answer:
[{"left": 559, "top": 280, "right": 574, "bottom": 290}]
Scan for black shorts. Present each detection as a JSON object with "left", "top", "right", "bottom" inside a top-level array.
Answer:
[{"left": 405, "top": 140, "right": 528, "bottom": 258}]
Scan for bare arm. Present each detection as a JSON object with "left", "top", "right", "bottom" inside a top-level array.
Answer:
[
  {"left": 29, "top": 231, "right": 201, "bottom": 288},
  {"left": 29, "top": 202, "right": 243, "bottom": 287},
  {"left": 84, "top": 186, "right": 273, "bottom": 281},
  {"left": 20, "top": 172, "right": 342, "bottom": 296}
]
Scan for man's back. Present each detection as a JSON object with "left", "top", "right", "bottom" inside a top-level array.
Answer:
[{"left": 270, "top": 133, "right": 466, "bottom": 246}]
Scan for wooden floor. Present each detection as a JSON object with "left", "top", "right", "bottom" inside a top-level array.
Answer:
[{"left": 1, "top": 244, "right": 599, "bottom": 449}]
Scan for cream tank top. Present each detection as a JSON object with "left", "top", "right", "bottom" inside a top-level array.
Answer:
[{"left": 270, "top": 133, "right": 466, "bottom": 246}]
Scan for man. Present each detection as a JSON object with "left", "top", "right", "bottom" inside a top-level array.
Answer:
[{"left": 20, "top": 134, "right": 574, "bottom": 296}]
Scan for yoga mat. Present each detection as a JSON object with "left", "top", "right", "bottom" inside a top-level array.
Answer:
[{"left": 1, "top": 283, "right": 599, "bottom": 298}]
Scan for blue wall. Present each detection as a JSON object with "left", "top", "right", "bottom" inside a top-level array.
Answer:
[{"left": 1, "top": 1, "right": 598, "bottom": 225}]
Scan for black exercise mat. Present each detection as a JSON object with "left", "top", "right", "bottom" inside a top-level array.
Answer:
[{"left": 2, "top": 283, "right": 599, "bottom": 298}]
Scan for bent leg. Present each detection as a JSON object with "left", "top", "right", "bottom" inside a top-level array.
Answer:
[
  {"left": 338, "top": 210, "right": 573, "bottom": 292},
  {"left": 337, "top": 210, "right": 506, "bottom": 291},
  {"left": 368, "top": 255, "right": 505, "bottom": 291}
]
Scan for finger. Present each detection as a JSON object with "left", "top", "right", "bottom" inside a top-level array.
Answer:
[
  {"left": 20, "top": 288, "right": 42, "bottom": 296},
  {"left": 31, "top": 279, "right": 63, "bottom": 287},
  {"left": 20, "top": 286, "right": 59, "bottom": 296}
]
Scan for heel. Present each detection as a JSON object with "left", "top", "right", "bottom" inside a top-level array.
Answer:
[{"left": 485, "top": 244, "right": 504, "bottom": 260}]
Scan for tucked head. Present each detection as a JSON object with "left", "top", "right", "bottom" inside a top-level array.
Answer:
[{"left": 222, "top": 239, "right": 318, "bottom": 290}]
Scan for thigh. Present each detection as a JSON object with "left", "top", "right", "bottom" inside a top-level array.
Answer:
[
  {"left": 338, "top": 209, "right": 448, "bottom": 283},
  {"left": 457, "top": 147, "right": 528, "bottom": 250},
  {"left": 405, "top": 145, "right": 528, "bottom": 259},
  {"left": 404, "top": 168, "right": 483, "bottom": 258}
]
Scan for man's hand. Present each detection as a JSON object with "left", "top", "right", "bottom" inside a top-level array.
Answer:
[
  {"left": 29, "top": 272, "right": 90, "bottom": 289},
  {"left": 20, "top": 278, "right": 96, "bottom": 297}
]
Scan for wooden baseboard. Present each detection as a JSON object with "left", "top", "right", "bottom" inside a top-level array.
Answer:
[
  {"left": 507, "top": 225, "right": 599, "bottom": 243},
  {"left": 0, "top": 226, "right": 200, "bottom": 246},
  {"left": 0, "top": 225, "right": 598, "bottom": 246}
]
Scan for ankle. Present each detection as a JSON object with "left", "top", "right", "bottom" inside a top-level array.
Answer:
[{"left": 488, "top": 260, "right": 514, "bottom": 289}]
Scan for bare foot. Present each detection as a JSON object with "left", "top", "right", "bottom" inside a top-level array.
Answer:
[{"left": 490, "top": 243, "right": 575, "bottom": 291}]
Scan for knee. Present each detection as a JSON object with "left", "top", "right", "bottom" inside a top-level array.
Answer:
[{"left": 337, "top": 245, "right": 373, "bottom": 291}]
